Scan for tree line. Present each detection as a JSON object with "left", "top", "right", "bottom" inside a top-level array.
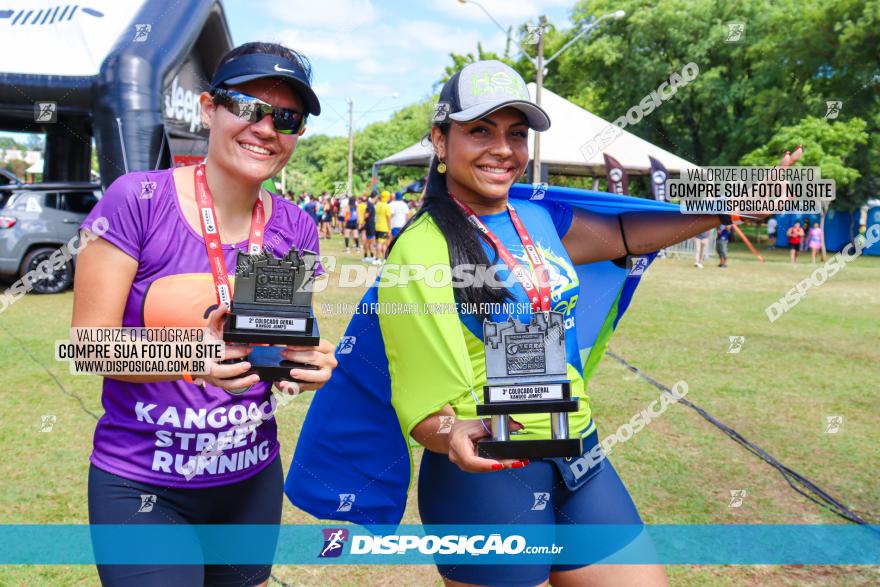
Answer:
[{"left": 285, "top": 0, "right": 877, "bottom": 215}]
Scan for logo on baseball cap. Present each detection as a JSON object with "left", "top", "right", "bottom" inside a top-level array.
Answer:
[
  {"left": 211, "top": 53, "right": 321, "bottom": 116},
  {"left": 434, "top": 60, "right": 550, "bottom": 131}
]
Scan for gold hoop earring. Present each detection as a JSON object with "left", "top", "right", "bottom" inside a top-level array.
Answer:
[{"left": 437, "top": 161, "right": 447, "bottom": 174}]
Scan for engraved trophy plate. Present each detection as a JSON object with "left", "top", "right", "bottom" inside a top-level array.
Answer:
[
  {"left": 477, "top": 312, "right": 582, "bottom": 459},
  {"left": 233, "top": 316, "right": 308, "bottom": 332},
  {"left": 486, "top": 383, "right": 565, "bottom": 403},
  {"left": 222, "top": 246, "right": 320, "bottom": 385}
]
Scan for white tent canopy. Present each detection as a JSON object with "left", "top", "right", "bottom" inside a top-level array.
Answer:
[
  {"left": 377, "top": 140, "right": 433, "bottom": 167},
  {"left": 375, "top": 83, "right": 698, "bottom": 177}
]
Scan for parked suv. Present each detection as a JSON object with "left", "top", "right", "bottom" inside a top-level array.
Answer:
[
  {"left": 0, "top": 182, "right": 102, "bottom": 293},
  {"left": 0, "top": 169, "right": 21, "bottom": 203}
]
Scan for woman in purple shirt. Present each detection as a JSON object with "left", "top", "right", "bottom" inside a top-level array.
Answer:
[{"left": 73, "top": 43, "right": 337, "bottom": 587}]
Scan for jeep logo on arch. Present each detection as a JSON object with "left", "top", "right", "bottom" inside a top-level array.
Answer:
[
  {"left": 164, "top": 75, "right": 203, "bottom": 133},
  {"left": 162, "top": 51, "right": 211, "bottom": 137}
]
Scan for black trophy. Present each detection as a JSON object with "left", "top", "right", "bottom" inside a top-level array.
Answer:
[
  {"left": 476, "top": 312, "right": 582, "bottom": 459},
  {"left": 223, "top": 247, "right": 320, "bottom": 383}
]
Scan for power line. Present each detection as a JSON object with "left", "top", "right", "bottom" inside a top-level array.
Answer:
[{"left": 605, "top": 350, "right": 878, "bottom": 529}]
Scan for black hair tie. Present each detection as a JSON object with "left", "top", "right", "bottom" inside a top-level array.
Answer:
[{"left": 618, "top": 214, "right": 633, "bottom": 256}]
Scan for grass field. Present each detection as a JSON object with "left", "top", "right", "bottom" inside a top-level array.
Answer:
[{"left": 0, "top": 234, "right": 878, "bottom": 586}]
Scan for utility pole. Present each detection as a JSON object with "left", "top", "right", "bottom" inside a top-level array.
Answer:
[
  {"left": 457, "top": 2, "right": 625, "bottom": 181},
  {"left": 532, "top": 15, "right": 547, "bottom": 182},
  {"left": 346, "top": 97, "right": 354, "bottom": 197}
]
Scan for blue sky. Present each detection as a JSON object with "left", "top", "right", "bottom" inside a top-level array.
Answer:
[
  {"left": 0, "top": 0, "right": 576, "bottom": 145},
  {"left": 222, "top": 0, "right": 575, "bottom": 137}
]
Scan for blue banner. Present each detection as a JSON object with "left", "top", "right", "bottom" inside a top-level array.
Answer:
[{"left": 2, "top": 525, "right": 878, "bottom": 565}]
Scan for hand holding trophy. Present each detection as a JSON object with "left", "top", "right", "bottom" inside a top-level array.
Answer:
[{"left": 221, "top": 247, "right": 321, "bottom": 393}]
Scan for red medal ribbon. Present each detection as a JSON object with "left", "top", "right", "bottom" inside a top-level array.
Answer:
[
  {"left": 451, "top": 195, "right": 551, "bottom": 313},
  {"left": 194, "top": 163, "right": 266, "bottom": 306}
]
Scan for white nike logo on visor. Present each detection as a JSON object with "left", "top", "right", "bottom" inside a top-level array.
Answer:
[{"left": 274, "top": 64, "right": 296, "bottom": 74}]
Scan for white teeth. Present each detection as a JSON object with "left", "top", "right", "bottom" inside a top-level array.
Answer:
[
  {"left": 479, "top": 166, "right": 510, "bottom": 175},
  {"left": 240, "top": 143, "right": 271, "bottom": 155}
]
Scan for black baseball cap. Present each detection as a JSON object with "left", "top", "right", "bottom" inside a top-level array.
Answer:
[
  {"left": 210, "top": 53, "right": 321, "bottom": 116},
  {"left": 435, "top": 60, "right": 549, "bottom": 131}
]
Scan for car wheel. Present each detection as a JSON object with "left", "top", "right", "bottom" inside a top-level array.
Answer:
[{"left": 20, "top": 247, "right": 74, "bottom": 294}]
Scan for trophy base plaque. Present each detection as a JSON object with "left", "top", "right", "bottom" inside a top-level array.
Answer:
[
  {"left": 223, "top": 312, "right": 320, "bottom": 383},
  {"left": 225, "top": 346, "right": 319, "bottom": 383},
  {"left": 476, "top": 380, "right": 582, "bottom": 460},
  {"left": 477, "top": 437, "right": 583, "bottom": 460}
]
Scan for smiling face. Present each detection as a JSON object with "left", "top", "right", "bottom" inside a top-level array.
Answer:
[
  {"left": 432, "top": 107, "right": 530, "bottom": 211},
  {"left": 200, "top": 78, "right": 303, "bottom": 185}
]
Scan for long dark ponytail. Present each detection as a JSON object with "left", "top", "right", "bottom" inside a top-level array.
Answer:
[{"left": 387, "top": 122, "right": 510, "bottom": 309}]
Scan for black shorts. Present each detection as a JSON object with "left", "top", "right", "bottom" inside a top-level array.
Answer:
[
  {"left": 418, "top": 438, "right": 643, "bottom": 586},
  {"left": 88, "top": 457, "right": 282, "bottom": 587},
  {"left": 789, "top": 242, "right": 801, "bottom": 250},
  {"left": 365, "top": 226, "right": 376, "bottom": 239},
  {"left": 345, "top": 220, "right": 358, "bottom": 230},
  {"left": 375, "top": 231, "right": 389, "bottom": 239}
]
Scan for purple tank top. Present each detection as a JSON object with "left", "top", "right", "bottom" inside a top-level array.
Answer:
[{"left": 81, "top": 168, "right": 321, "bottom": 488}]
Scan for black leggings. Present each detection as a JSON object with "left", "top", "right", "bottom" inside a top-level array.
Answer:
[
  {"left": 418, "top": 450, "right": 643, "bottom": 587},
  {"left": 88, "top": 457, "right": 282, "bottom": 587}
]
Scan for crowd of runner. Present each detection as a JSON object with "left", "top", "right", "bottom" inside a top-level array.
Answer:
[{"left": 283, "top": 189, "right": 416, "bottom": 264}]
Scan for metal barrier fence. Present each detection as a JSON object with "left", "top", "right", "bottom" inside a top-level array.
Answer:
[{"left": 659, "top": 231, "right": 716, "bottom": 262}]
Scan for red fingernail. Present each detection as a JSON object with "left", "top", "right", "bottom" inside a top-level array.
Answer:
[
  {"left": 796, "top": 145, "right": 803, "bottom": 151},
  {"left": 491, "top": 464, "right": 503, "bottom": 471},
  {"left": 522, "top": 459, "right": 531, "bottom": 465},
  {"left": 512, "top": 461, "right": 524, "bottom": 469}
]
